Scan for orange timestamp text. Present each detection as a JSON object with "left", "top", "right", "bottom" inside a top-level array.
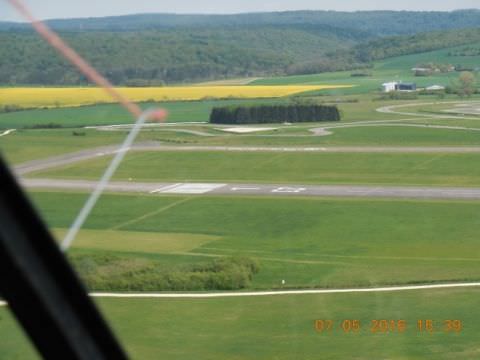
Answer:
[{"left": 314, "top": 319, "right": 463, "bottom": 334}]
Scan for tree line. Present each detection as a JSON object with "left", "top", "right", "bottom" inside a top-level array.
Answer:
[
  {"left": 3, "top": 10, "right": 480, "bottom": 35},
  {"left": 210, "top": 104, "right": 341, "bottom": 124}
]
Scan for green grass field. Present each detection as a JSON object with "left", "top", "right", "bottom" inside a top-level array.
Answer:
[
  {"left": 1, "top": 288, "right": 478, "bottom": 359},
  {"left": 33, "top": 150, "right": 480, "bottom": 187},
  {"left": 28, "top": 192, "right": 480, "bottom": 289},
  {"left": 86, "top": 288, "right": 480, "bottom": 359},
  {"left": 2, "top": 191, "right": 478, "bottom": 358}
]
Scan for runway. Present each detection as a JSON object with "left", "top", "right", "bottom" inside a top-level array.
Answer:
[{"left": 22, "top": 178, "right": 480, "bottom": 200}]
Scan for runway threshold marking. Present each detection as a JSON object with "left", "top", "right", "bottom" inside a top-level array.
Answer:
[
  {"left": 151, "top": 183, "right": 227, "bottom": 194},
  {"left": 150, "top": 183, "right": 182, "bottom": 194}
]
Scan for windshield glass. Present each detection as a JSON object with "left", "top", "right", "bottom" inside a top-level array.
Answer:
[{"left": 1, "top": 1, "right": 479, "bottom": 359}]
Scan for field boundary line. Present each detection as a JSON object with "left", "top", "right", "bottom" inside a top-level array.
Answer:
[
  {"left": 201, "top": 247, "right": 480, "bottom": 262},
  {"left": 170, "top": 251, "right": 350, "bottom": 266},
  {"left": 110, "top": 197, "right": 192, "bottom": 230}
]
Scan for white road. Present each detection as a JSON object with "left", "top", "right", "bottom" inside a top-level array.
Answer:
[
  {"left": 89, "top": 282, "right": 480, "bottom": 298},
  {"left": 376, "top": 100, "right": 480, "bottom": 120},
  {"left": 0, "top": 129, "right": 16, "bottom": 137},
  {"left": 1, "top": 282, "right": 479, "bottom": 306}
]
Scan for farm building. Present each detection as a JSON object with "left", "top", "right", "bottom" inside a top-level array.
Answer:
[
  {"left": 396, "top": 83, "right": 416, "bottom": 91},
  {"left": 382, "top": 82, "right": 397, "bottom": 92},
  {"left": 382, "top": 81, "right": 417, "bottom": 92}
]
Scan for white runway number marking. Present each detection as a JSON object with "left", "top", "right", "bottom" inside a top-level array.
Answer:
[
  {"left": 231, "top": 187, "right": 261, "bottom": 191},
  {"left": 272, "top": 187, "right": 306, "bottom": 194}
]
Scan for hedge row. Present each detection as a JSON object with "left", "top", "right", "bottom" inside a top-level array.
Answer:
[
  {"left": 0, "top": 104, "right": 24, "bottom": 113},
  {"left": 72, "top": 254, "right": 260, "bottom": 291},
  {"left": 209, "top": 104, "right": 341, "bottom": 124}
]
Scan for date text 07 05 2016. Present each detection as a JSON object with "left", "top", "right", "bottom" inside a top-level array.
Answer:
[{"left": 314, "top": 319, "right": 463, "bottom": 334}]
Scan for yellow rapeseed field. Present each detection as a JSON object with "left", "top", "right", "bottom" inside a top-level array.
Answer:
[{"left": 0, "top": 85, "right": 353, "bottom": 108}]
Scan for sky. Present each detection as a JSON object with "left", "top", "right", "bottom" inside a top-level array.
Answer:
[{"left": 1, "top": 0, "right": 479, "bottom": 22}]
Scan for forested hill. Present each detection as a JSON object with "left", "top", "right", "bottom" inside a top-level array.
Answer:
[
  {"left": 1, "top": 10, "right": 480, "bottom": 85},
  {"left": 0, "top": 26, "right": 360, "bottom": 85},
  {"left": 1, "top": 10, "right": 480, "bottom": 35}
]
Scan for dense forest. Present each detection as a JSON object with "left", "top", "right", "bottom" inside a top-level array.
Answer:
[{"left": 1, "top": 10, "right": 480, "bottom": 85}]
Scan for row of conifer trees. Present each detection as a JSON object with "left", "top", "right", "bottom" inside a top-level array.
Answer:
[{"left": 209, "top": 104, "right": 341, "bottom": 124}]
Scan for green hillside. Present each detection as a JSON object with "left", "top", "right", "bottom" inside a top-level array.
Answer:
[{"left": 0, "top": 27, "right": 356, "bottom": 85}]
